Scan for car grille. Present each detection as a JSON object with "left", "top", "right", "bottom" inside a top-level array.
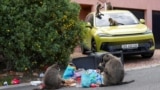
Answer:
[{"left": 100, "top": 39, "right": 154, "bottom": 54}]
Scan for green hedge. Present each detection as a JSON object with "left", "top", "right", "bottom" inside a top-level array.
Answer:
[{"left": 0, "top": 0, "right": 86, "bottom": 71}]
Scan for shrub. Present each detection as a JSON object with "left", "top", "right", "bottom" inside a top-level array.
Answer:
[{"left": 0, "top": 0, "right": 86, "bottom": 71}]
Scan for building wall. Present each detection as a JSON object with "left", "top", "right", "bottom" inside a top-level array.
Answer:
[
  {"left": 79, "top": 4, "right": 92, "bottom": 20},
  {"left": 74, "top": 0, "right": 160, "bottom": 29}
]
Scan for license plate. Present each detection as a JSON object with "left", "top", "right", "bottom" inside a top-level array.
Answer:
[{"left": 121, "top": 43, "right": 138, "bottom": 49}]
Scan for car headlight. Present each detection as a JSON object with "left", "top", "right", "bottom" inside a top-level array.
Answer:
[{"left": 97, "top": 33, "right": 113, "bottom": 37}]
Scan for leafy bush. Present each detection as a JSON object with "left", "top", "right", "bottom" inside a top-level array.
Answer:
[
  {"left": 0, "top": 0, "right": 86, "bottom": 71},
  {"left": 0, "top": 76, "right": 13, "bottom": 86}
]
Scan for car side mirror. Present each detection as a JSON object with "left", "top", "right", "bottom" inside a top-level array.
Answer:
[
  {"left": 139, "top": 19, "right": 145, "bottom": 24},
  {"left": 86, "top": 22, "right": 92, "bottom": 29}
]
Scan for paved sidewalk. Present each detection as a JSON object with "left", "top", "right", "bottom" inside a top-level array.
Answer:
[{"left": 124, "top": 49, "right": 160, "bottom": 71}]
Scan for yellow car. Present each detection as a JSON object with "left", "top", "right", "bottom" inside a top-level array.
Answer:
[{"left": 81, "top": 10, "right": 155, "bottom": 58}]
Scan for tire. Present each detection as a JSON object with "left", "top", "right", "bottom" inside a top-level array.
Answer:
[
  {"left": 141, "top": 51, "right": 154, "bottom": 58},
  {"left": 91, "top": 39, "right": 97, "bottom": 52},
  {"left": 81, "top": 44, "right": 89, "bottom": 54}
]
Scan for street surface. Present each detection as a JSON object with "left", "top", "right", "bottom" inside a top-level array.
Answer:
[{"left": 1, "top": 65, "right": 160, "bottom": 90}]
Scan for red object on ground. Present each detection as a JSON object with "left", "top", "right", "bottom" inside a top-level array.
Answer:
[
  {"left": 76, "top": 77, "right": 81, "bottom": 84},
  {"left": 76, "top": 77, "right": 81, "bottom": 87},
  {"left": 11, "top": 78, "right": 20, "bottom": 85},
  {"left": 90, "top": 83, "right": 97, "bottom": 88},
  {"left": 39, "top": 83, "right": 45, "bottom": 89}
]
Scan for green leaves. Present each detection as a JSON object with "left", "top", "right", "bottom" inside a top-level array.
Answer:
[{"left": 0, "top": 0, "right": 85, "bottom": 71}]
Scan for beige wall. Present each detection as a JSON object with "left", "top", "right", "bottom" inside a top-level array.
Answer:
[{"left": 74, "top": 0, "right": 160, "bottom": 30}]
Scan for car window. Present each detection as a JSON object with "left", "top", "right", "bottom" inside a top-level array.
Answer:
[
  {"left": 95, "top": 14, "right": 110, "bottom": 27},
  {"left": 95, "top": 12, "right": 139, "bottom": 27}
]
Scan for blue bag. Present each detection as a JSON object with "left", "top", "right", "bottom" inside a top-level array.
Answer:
[
  {"left": 81, "top": 71, "right": 91, "bottom": 88},
  {"left": 62, "top": 65, "right": 76, "bottom": 80},
  {"left": 88, "top": 69, "right": 98, "bottom": 84}
]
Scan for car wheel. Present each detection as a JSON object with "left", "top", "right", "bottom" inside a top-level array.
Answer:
[
  {"left": 141, "top": 51, "right": 154, "bottom": 58},
  {"left": 81, "top": 44, "right": 89, "bottom": 54},
  {"left": 91, "top": 39, "right": 97, "bottom": 52}
]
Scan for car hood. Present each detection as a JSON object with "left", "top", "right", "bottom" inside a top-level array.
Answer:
[{"left": 96, "top": 24, "right": 148, "bottom": 35}]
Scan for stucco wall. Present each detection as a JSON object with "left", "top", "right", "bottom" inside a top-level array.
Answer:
[{"left": 74, "top": 0, "right": 160, "bottom": 29}]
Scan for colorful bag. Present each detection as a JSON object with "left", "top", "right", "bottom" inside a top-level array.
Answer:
[
  {"left": 81, "top": 69, "right": 99, "bottom": 88},
  {"left": 62, "top": 64, "right": 76, "bottom": 80},
  {"left": 81, "top": 71, "right": 91, "bottom": 88}
]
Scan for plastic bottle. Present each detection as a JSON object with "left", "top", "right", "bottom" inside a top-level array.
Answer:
[
  {"left": 101, "top": 73, "right": 104, "bottom": 84},
  {"left": 3, "top": 81, "right": 8, "bottom": 86},
  {"left": 76, "top": 77, "right": 81, "bottom": 87},
  {"left": 30, "top": 81, "right": 42, "bottom": 86}
]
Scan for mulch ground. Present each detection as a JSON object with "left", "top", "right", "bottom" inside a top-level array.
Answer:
[{"left": 0, "top": 46, "right": 82, "bottom": 86}]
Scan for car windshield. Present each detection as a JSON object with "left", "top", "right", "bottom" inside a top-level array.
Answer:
[{"left": 95, "top": 12, "right": 139, "bottom": 27}]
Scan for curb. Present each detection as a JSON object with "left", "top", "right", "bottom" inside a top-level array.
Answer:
[
  {"left": 125, "top": 63, "right": 160, "bottom": 71},
  {"left": 0, "top": 83, "right": 31, "bottom": 90}
]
